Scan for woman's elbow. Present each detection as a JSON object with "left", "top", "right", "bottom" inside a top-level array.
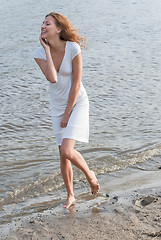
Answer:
[
  {"left": 74, "top": 83, "right": 81, "bottom": 91},
  {"left": 46, "top": 77, "right": 57, "bottom": 83}
]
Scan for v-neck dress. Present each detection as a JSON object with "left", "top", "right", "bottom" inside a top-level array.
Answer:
[{"left": 33, "top": 41, "right": 89, "bottom": 146}]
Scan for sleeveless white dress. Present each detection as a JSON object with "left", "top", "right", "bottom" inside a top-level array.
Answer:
[{"left": 33, "top": 41, "right": 89, "bottom": 146}]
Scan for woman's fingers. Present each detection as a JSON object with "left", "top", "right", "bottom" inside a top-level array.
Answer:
[
  {"left": 61, "top": 114, "right": 69, "bottom": 128},
  {"left": 61, "top": 121, "right": 67, "bottom": 128}
]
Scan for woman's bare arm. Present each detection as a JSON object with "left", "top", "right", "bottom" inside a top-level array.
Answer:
[
  {"left": 61, "top": 52, "right": 82, "bottom": 128},
  {"left": 34, "top": 37, "right": 58, "bottom": 83}
]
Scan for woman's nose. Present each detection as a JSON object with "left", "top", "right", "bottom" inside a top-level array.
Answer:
[{"left": 41, "top": 23, "right": 45, "bottom": 29}]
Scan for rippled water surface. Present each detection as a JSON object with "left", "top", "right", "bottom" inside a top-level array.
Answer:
[{"left": 1, "top": 0, "right": 161, "bottom": 224}]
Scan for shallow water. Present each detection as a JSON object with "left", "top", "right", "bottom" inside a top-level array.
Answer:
[{"left": 0, "top": 0, "right": 161, "bottom": 224}]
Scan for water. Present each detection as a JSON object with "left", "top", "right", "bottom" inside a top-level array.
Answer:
[{"left": 1, "top": 0, "right": 161, "bottom": 224}]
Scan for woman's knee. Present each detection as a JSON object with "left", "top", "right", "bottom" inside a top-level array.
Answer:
[
  {"left": 60, "top": 146, "right": 73, "bottom": 160},
  {"left": 59, "top": 139, "right": 76, "bottom": 160}
]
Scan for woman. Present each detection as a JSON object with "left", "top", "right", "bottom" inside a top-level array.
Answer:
[{"left": 33, "top": 12, "right": 100, "bottom": 209}]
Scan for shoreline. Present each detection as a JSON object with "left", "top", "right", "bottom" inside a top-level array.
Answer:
[{"left": 0, "top": 161, "right": 161, "bottom": 240}]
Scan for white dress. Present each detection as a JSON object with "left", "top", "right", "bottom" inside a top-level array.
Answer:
[{"left": 33, "top": 41, "right": 89, "bottom": 146}]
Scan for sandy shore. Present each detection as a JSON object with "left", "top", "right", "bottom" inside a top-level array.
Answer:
[{"left": 0, "top": 162, "right": 161, "bottom": 240}]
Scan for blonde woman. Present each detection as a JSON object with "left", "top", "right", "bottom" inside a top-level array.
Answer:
[{"left": 33, "top": 12, "right": 100, "bottom": 209}]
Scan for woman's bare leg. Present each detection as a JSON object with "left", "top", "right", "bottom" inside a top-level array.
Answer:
[
  {"left": 60, "top": 138, "right": 100, "bottom": 206},
  {"left": 59, "top": 146, "right": 75, "bottom": 209}
]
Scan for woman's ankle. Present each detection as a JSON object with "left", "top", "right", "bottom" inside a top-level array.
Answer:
[
  {"left": 67, "top": 193, "right": 75, "bottom": 198},
  {"left": 86, "top": 170, "right": 94, "bottom": 182}
]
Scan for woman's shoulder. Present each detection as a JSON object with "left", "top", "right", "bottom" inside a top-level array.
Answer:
[
  {"left": 33, "top": 45, "right": 46, "bottom": 60},
  {"left": 67, "top": 41, "right": 81, "bottom": 59},
  {"left": 67, "top": 41, "right": 80, "bottom": 49}
]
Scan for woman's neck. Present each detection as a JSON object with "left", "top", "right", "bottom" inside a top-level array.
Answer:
[{"left": 48, "top": 38, "right": 65, "bottom": 51}]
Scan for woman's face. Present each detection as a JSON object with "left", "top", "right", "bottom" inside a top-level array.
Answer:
[{"left": 41, "top": 16, "right": 60, "bottom": 40}]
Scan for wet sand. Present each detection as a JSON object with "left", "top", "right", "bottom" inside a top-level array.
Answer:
[{"left": 1, "top": 162, "right": 161, "bottom": 240}]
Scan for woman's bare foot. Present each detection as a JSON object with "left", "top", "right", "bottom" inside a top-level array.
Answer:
[
  {"left": 64, "top": 195, "right": 75, "bottom": 209},
  {"left": 88, "top": 170, "right": 100, "bottom": 195}
]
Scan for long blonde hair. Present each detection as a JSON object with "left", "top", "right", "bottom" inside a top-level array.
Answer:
[{"left": 46, "top": 12, "right": 85, "bottom": 48}]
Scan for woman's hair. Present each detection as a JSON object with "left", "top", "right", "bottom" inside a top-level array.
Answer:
[{"left": 45, "top": 12, "right": 85, "bottom": 48}]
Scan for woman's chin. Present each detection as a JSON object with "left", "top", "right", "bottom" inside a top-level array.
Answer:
[{"left": 41, "top": 33, "right": 47, "bottom": 39}]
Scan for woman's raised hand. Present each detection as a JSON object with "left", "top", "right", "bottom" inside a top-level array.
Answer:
[{"left": 39, "top": 35, "right": 50, "bottom": 51}]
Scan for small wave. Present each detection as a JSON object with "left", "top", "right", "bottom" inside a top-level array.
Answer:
[
  {"left": 80, "top": 147, "right": 119, "bottom": 154},
  {"left": 0, "top": 171, "right": 63, "bottom": 207},
  {"left": 83, "top": 143, "right": 161, "bottom": 176},
  {"left": 0, "top": 123, "right": 26, "bottom": 133}
]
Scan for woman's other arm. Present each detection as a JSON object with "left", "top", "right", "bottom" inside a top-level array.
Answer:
[{"left": 61, "top": 52, "right": 82, "bottom": 128}]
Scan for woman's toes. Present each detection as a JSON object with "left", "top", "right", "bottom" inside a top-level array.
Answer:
[{"left": 64, "top": 196, "right": 75, "bottom": 209}]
